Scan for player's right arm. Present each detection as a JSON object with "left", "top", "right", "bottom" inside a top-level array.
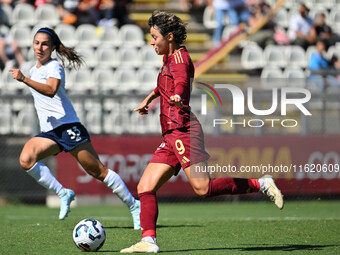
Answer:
[
  {"left": 134, "top": 90, "right": 159, "bottom": 115},
  {"left": 9, "top": 68, "right": 60, "bottom": 98}
]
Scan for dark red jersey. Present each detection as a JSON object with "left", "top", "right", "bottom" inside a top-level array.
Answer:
[{"left": 154, "top": 47, "right": 198, "bottom": 135}]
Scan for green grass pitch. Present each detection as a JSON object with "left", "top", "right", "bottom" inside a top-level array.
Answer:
[{"left": 1, "top": 201, "right": 340, "bottom": 254}]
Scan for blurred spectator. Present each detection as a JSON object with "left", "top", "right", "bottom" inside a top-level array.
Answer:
[
  {"left": 34, "top": 0, "right": 53, "bottom": 8},
  {"left": 288, "top": 3, "right": 316, "bottom": 49},
  {"left": 0, "top": 31, "right": 26, "bottom": 70},
  {"left": 247, "top": 0, "right": 275, "bottom": 48},
  {"left": 308, "top": 40, "right": 340, "bottom": 90},
  {"left": 212, "top": 0, "right": 250, "bottom": 46},
  {"left": 110, "top": 0, "right": 134, "bottom": 27},
  {"left": 57, "top": 0, "right": 100, "bottom": 26},
  {"left": 315, "top": 13, "right": 340, "bottom": 50},
  {"left": 180, "top": 0, "right": 206, "bottom": 24}
]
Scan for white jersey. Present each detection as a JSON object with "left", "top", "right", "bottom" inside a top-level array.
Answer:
[{"left": 29, "top": 59, "right": 80, "bottom": 132}]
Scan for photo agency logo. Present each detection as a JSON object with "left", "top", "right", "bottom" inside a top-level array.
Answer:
[{"left": 195, "top": 82, "right": 312, "bottom": 128}]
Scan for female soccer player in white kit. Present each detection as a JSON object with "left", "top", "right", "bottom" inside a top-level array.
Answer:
[{"left": 9, "top": 27, "right": 140, "bottom": 228}]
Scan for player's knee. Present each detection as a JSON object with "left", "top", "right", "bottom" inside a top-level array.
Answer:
[
  {"left": 19, "top": 152, "right": 36, "bottom": 170},
  {"left": 87, "top": 167, "right": 107, "bottom": 181},
  {"left": 137, "top": 182, "right": 153, "bottom": 194},
  {"left": 193, "top": 186, "right": 209, "bottom": 197}
]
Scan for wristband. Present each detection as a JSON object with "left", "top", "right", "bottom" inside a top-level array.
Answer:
[{"left": 20, "top": 76, "right": 25, "bottom": 82}]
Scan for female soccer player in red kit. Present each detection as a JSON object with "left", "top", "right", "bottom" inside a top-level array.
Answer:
[{"left": 121, "top": 11, "right": 284, "bottom": 253}]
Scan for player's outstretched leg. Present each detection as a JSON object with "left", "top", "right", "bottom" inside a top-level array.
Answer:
[
  {"left": 59, "top": 188, "right": 76, "bottom": 220},
  {"left": 259, "top": 175, "right": 284, "bottom": 209},
  {"left": 129, "top": 199, "right": 141, "bottom": 230},
  {"left": 120, "top": 237, "right": 160, "bottom": 253}
]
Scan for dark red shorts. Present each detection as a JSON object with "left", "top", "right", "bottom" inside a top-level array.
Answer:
[{"left": 149, "top": 122, "right": 210, "bottom": 174}]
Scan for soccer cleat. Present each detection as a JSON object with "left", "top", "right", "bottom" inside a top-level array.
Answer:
[
  {"left": 120, "top": 239, "right": 160, "bottom": 253},
  {"left": 129, "top": 200, "right": 141, "bottom": 230},
  {"left": 259, "top": 175, "right": 284, "bottom": 210},
  {"left": 59, "top": 189, "right": 75, "bottom": 220}
]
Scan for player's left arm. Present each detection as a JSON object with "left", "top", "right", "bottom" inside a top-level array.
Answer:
[{"left": 169, "top": 60, "right": 191, "bottom": 107}]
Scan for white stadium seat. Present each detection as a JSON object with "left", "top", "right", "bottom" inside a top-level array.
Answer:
[
  {"left": 241, "top": 45, "right": 265, "bottom": 69},
  {"left": 55, "top": 24, "right": 78, "bottom": 47},
  {"left": 118, "top": 24, "right": 145, "bottom": 47},
  {"left": 34, "top": 4, "right": 60, "bottom": 26},
  {"left": 283, "top": 66, "right": 306, "bottom": 87},
  {"left": 264, "top": 45, "right": 287, "bottom": 68},
  {"left": 113, "top": 67, "right": 138, "bottom": 92},
  {"left": 0, "top": 104, "right": 12, "bottom": 134},
  {"left": 11, "top": 3, "right": 36, "bottom": 26},
  {"left": 96, "top": 47, "right": 119, "bottom": 68},
  {"left": 285, "top": 46, "right": 306, "bottom": 68},
  {"left": 137, "top": 67, "right": 158, "bottom": 93},
  {"left": 1, "top": 4, "right": 13, "bottom": 26},
  {"left": 118, "top": 47, "right": 142, "bottom": 68},
  {"left": 9, "top": 24, "right": 32, "bottom": 47},
  {"left": 75, "top": 45, "right": 98, "bottom": 68},
  {"left": 70, "top": 67, "right": 97, "bottom": 94},
  {"left": 92, "top": 67, "right": 117, "bottom": 93},
  {"left": 76, "top": 24, "right": 100, "bottom": 47},
  {"left": 100, "top": 26, "right": 121, "bottom": 47},
  {"left": 138, "top": 45, "right": 162, "bottom": 68}
]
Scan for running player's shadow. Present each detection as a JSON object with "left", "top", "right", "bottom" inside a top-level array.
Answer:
[
  {"left": 165, "top": 244, "right": 337, "bottom": 253},
  {"left": 103, "top": 224, "right": 201, "bottom": 230}
]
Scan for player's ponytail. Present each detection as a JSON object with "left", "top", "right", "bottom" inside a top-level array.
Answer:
[{"left": 35, "top": 27, "right": 84, "bottom": 69}]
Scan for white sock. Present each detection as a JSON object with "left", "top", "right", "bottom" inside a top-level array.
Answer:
[
  {"left": 258, "top": 178, "right": 265, "bottom": 192},
  {"left": 27, "top": 162, "right": 64, "bottom": 196},
  {"left": 142, "top": 237, "right": 157, "bottom": 244},
  {"left": 103, "top": 169, "right": 135, "bottom": 208}
]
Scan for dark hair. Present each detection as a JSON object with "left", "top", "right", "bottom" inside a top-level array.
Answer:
[
  {"left": 148, "top": 11, "right": 187, "bottom": 45},
  {"left": 35, "top": 27, "right": 83, "bottom": 69}
]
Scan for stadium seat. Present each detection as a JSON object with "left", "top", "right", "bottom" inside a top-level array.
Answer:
[
  {"left": 286, "top": 46, "right": 307, "bottom": 68},
  {"left": 75, "top": 45, "right": 98, "bottom": 68},
  {"left": 75, "top": 24, "right": 100, "bottom": 47},
  {"left": 92, "top": 67, "right": 117, "bottom": 93},
  {"left": 0, "top": 104, "right": 11, "bottom": 134},
  {"left": 113, "top": 67, "right": 138, "bottom": 92},
  {"left": 260, "top": 66, "right": 284, "bottom": 88},
  {"left": 137, "top": 67, "right": 158, "bottom": 93},
  {"left": 11, "top": 3, "right": 36, "bottom": 26},
  {"left": 202, "top": 6, "right": 217, "bottom": 29},
  {"left": 0, "top": 25, "right": 9, "bottom": 36},
  {"left": 95, "top": 47, "right": 119, "bottom": 68},
  {"left": 70, "top": 67, "right": 97, "bottom": 94},
  {"left": 118, "top": 47, "right": 142, "bottom": 68},
  {"left": 309, "top": 7, "right": 327, "bottom": 21},
  {"left": 241, "top": 45, "right": 265, "bottom": 69},
  {"left": 118, "top": 24, "right": 145, "bottom": 47},
  {"left": 64, "top": 68, "right": 75, "bottom": 91},
  {"left": 100, "top": 26, "right": 121, "bottom": 47},
  {"left": 1, "top": 66, "right": 30, "bottom": 94},
  {"left": 55, "top": 24, "right": 78, "bottom": 47},
  {"left": 84, "top": 101, "right": 102, "bottom": 134},
  {"left": 327, "top": 45, "right": 340, "bottom": 59},
  {"left": 283, "top": 66, "right": 306, "bottom": 87},
  {"left": 12, "top": 104, "right": 35, "bottom": 135},
  {"left": 1, "top": 4, "right": 13, "bottom": 26},
  {"left": 264, "top": 45, "right": 287, "bottom": 68},
  {"left": 330, "top": 9, "right": 340, "bottom": 28},
  {"left": 9, "top": 24, "right": 32, "bottom": 48},
  {"left": 34, "top": 4, "right": 60, "bottom": 26},
  {"left": 138, "top": 45, "right": 162, "bottom": 68},
  {"left": 305, "top": 46, "right": 317, "bottom": 64},
  {"left": 222, "top": 25, "right": 238, "bottom": 40},
  {"left": 313, "top": 0, "right": 334, "bottom": 9}
]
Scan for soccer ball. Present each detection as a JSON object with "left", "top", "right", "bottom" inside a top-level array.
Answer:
[{"left": 73, "top": 219, "right": 106, "bottom": 252}]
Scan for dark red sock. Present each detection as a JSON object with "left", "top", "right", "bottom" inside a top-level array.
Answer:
[
  {"left": 138, "top": 192, "right": 158, "bottom": 238},
  {"left": 207, "top": 178, "right": 260, "bottom": 197}
]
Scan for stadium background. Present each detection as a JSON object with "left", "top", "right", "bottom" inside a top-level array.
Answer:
[{"left": 1, "top": 0, "right": 340, "bottom": 206}]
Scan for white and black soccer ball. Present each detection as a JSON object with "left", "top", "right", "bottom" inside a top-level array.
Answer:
[{"left": 73, "top": 219, "right": 106, "bottom": 252}]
